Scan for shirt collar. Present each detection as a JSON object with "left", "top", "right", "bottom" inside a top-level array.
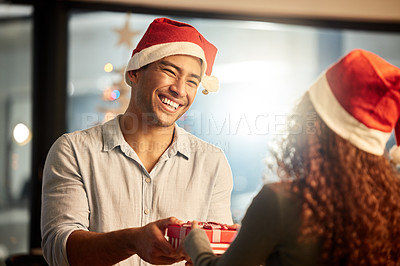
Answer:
[
  {"left": 167, "top": 124, "right": 191, "bottom": 159},
  {"left": 102, "top": 114, "right": 126, "bottom": 152},
  {"left": 102, "top": 115, "right": 192, "bottom": 159}
]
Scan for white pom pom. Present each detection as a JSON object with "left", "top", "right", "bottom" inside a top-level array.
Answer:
[
  {"left": 201, "top": 75, "right": 219, "bottom": 95},
  {"left": 389, "top": 145, "right": 400, "bottom": 164}
]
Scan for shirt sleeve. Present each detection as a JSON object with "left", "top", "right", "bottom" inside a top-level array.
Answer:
[
  {"left": 184, "top": 185, "right": 281, "bottom": 266},
  {"left": 206, "top": 151, "right": 234, "bottom": 224},
  {"left": 41, "top": 135, "right": 90, "bottom": 266}
]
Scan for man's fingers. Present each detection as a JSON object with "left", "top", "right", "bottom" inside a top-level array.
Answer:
[
  {"left": 139, "top": 222, "right": 175, "bottom": 257},
  {"left": 156, "top": 216, "right": 180, "bottom": 230},
  {"left": 155, "top": 236, "right": 176, "bottom": 255},
  {"left": 150, "top": 235, "right": 174, "bottom": 256},
  {"left": 142, "top": 243, "right": 181, "bottom": 265},
  {"left": 149, "top": 246, "right": 183, "bottom": 265},
  {"left": 155, "top": 255, "right": 183, "bottom": 265},
  {"left": 143, "top": 254, "right": 181, "bottom": 265}
]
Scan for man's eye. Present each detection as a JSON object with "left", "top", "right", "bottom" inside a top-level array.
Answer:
[
  {"left": 188, "top": 80, "right": 198, "bottom": 87},
  {"left": 164, "top": 68, "right": 176, "bottom": 76}
]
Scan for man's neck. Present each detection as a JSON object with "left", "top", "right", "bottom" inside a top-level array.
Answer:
[{"left": 119, "top": 113, "right": 175, "bottom": 172}]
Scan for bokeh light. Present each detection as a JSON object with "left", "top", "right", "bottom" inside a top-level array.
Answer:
[
  {"left": 103, "top": 87, "right": 121, "bottom": 101},
  {"left": 13, "top": 123, "right": 31, "bottom": 145},
  {"left": 111, "top": 89, "right": 120, "bottom": 100},
  {"left": 104, "top": 63, "right": 114, "bottom": 72}
]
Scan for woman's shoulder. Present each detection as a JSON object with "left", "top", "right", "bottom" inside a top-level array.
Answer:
[
  {"left": 260, "top": 182, "right": 302, "bottom": 215},
  {"left": 262, "top": 182, "right": 296, "bottom": 199}
]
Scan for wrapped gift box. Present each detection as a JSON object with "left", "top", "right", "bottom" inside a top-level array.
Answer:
[{"left": 167, "top": 222, "right": 237, "bottom": 255}]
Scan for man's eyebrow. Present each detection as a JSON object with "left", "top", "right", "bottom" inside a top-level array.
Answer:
[{"left": 159, "top": 60, "right": 201, "bottom": 81}]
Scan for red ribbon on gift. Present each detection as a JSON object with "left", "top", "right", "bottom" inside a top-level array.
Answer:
[
  {"left": 167, "top": 221, "right": 236, "bottom": 244},
  {"left": 167, "top": 221, "right": 237, "bottom": 255},
  {"left": 194, "top": 222, "right": 228, "bottom": 242}
]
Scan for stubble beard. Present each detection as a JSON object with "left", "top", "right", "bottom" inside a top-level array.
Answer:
[
  {"left": 144, "top": 105, "right": 177, "bottom": 128},
  {"left": 135, "top": 91, "right": 181, "bottom": 129}
]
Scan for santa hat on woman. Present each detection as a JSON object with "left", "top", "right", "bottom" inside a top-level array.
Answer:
[
  {"left": 125, "top": 17, "right": 219, "bottom": 95},
  {"left": 308, "top": 49, "right": 400, "bottom": 163}
]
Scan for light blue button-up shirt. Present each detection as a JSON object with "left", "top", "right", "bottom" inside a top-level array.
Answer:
[{"left": 41, "top": 115, "right": 233, "bottom": 266}]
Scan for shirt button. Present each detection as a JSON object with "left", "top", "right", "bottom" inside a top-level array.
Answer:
[
  {"left": 144, "top": 209, "right": 150, "bottom": 215},
  {"left": 145, "top": 177, "right": 151, "bottom": 183}
]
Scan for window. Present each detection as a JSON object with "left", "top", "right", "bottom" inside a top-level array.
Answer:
[{"left": 0, "top": 4, "right": 33, "bottom": 262}]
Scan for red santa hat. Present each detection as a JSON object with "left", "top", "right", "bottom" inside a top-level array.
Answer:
[
  {"left": 125, "top": 17, "right": 219, "bottom": 95},
  {"left": 308, "top": 49, "right": 400, "bottom": 163}
]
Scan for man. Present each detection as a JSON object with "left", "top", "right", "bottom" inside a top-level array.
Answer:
[{"left": 41, "top": 18, "right": 233, "bottom": 266}]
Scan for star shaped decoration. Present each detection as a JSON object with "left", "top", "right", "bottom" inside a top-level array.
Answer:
[{"left": 114, "top": 14, "right": 140, "bottom": 48}]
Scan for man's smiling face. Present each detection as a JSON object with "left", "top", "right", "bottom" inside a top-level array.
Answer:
[{"left": 128, "top": 54, "right": 202, "bottom": 128}]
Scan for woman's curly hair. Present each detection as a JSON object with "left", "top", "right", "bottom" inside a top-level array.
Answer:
[{"left": 268, "top": 92, "right": 400, "bottom": 265}]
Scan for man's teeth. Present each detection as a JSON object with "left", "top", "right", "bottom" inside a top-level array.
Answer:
[{"left": 161, "top": 97, "right": 179, "bottom": 109}]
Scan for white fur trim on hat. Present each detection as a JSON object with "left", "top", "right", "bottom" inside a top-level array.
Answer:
[
  {"left": 309, "top": 73, "right": 391, "bottom": 156},
  {"left": 125, "top": 42, "right": 207, "bottom": 86}
]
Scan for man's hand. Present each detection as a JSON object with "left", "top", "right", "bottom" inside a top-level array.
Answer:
[{"left": 133, "top": 217, "right": 184, "bottom": 265}]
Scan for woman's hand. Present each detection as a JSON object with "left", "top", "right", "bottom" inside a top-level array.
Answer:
[{"left": 191, "top": 220, "right": 200, "bottom": 230}]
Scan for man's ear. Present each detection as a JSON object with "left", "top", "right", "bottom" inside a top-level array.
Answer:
[{"left": 127, "top": 70, "right": 139, "bottom": 83}]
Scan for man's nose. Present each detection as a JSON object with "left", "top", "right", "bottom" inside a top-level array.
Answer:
[{"left": 170, "top": 78, "right": 187, "bottom": 97}]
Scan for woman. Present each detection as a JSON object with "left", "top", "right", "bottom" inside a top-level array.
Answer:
[{"left": 183, "top": 49, "right": 400, "bottom": 265}]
